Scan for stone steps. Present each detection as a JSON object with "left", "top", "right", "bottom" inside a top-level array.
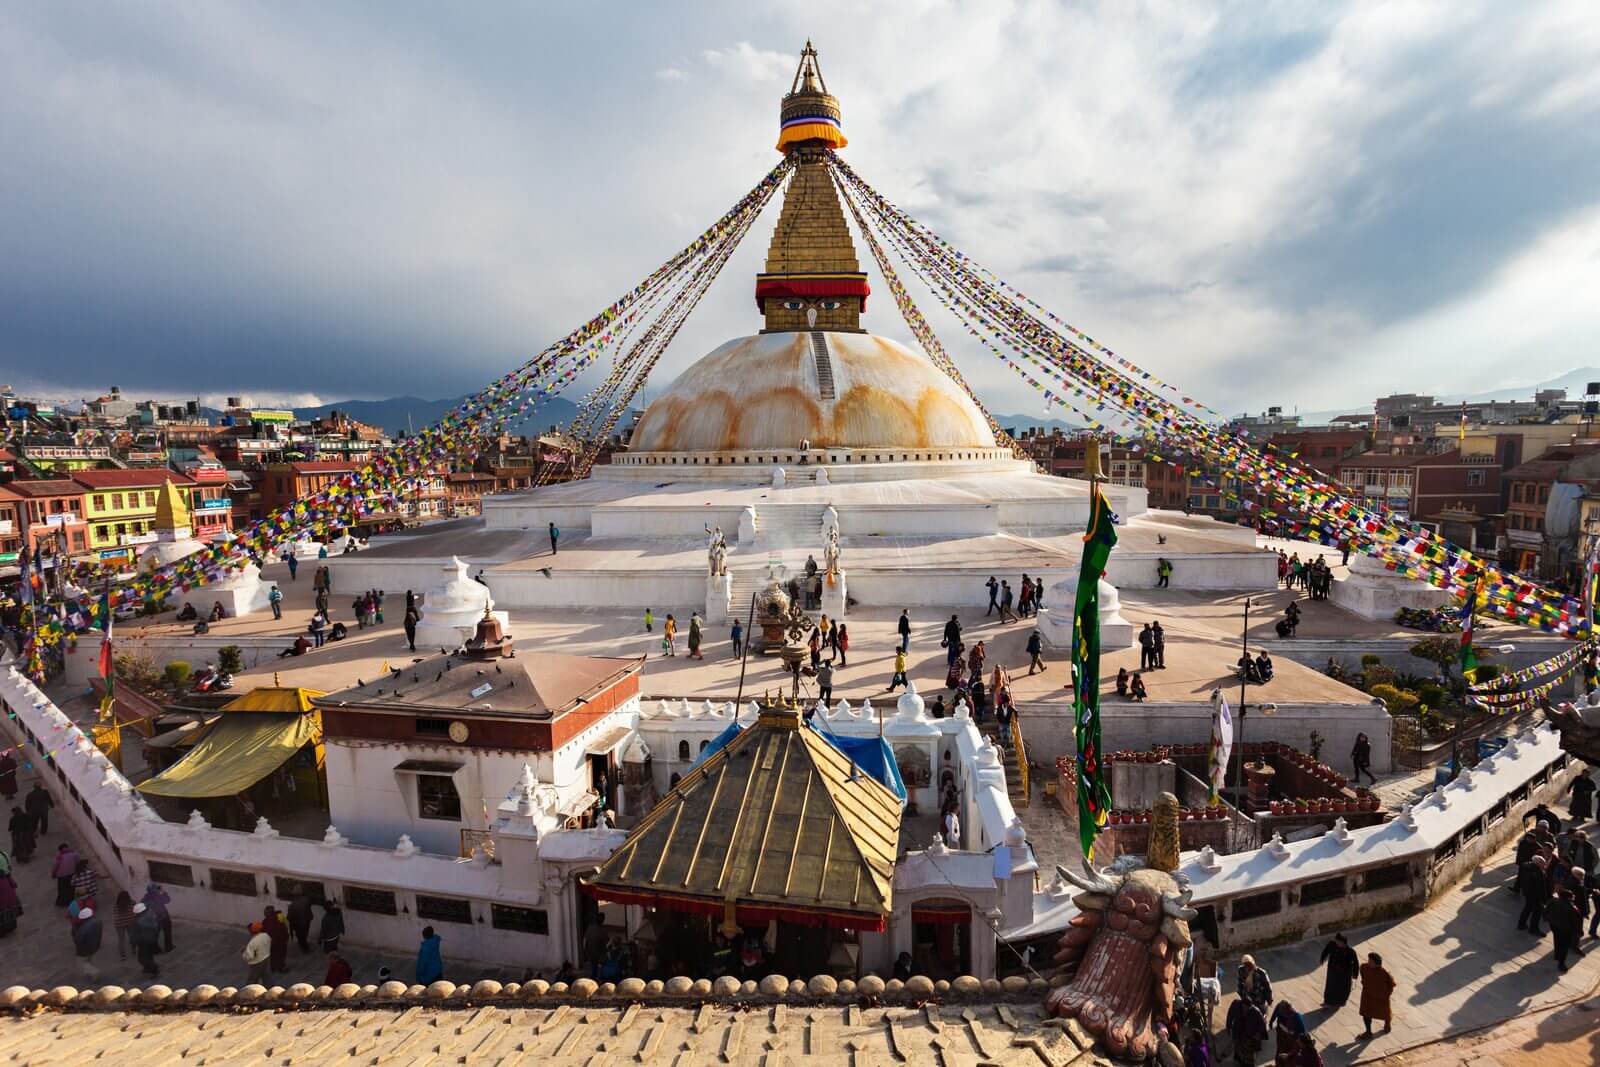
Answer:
[{"left": 810, "top": 331, "right": 836, "bottom": 400}]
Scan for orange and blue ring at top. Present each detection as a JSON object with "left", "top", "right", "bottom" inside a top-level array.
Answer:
[{"left": 776, "top": 113, "right": 847, "bottom": 153}]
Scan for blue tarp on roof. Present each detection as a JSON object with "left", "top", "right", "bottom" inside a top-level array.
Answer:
[
  {"left": 684, "top": 717, "right": 907, "bottom": 805},
  {"left": 688, "top": 720, "right": 744, "bottom": 770},
  {"left": 808, "top": 721, "right": 908, "bottom": 805}
]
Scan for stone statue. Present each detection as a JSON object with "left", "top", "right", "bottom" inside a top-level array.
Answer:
[
  {"left": 1046, "top": 850, "right": 1196, "bottom": 1059},
  {"left": 706, "top": 525, "right": 728, "bottom": 577},
  {"left": 823, "top": 526, "right": 841, "bottom": 577},
  {"left": 821, "top": 504, "right": 840, "bottom": 540}
]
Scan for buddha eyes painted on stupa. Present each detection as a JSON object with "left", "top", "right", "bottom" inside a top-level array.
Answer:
[{"left": 780, "top": 298, "right": 844, "bottom": 311}]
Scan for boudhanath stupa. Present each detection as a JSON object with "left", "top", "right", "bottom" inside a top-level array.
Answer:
[{"left": 329, "top": 46, "right": 1275, "bottom": 625}]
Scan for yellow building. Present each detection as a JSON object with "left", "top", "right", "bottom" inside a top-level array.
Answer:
[{"left": 73, "top": 469, "right": 197, "bottom": 561}]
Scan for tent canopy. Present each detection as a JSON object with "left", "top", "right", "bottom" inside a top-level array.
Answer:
[
  {"left": 221, "top": 686, "right": 325, "bottom": 713},
  {"left": 136, "top": 712, "right": 319, "bottom": 798}
]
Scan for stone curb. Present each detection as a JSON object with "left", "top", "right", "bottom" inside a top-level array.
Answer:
[{"left": 0, "top": 974, "right": 1053, "bottom": 1015}]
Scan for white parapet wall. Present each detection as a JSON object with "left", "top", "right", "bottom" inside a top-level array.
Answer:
[{"left": 0, "top": 657, "right": 611, "bottom": 970}]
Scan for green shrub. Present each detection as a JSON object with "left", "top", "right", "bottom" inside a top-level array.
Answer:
[
  {"left": 218, "top": 645, "right": 244, "bottom": 675},
  {"left": 1368, "top": 683, "right": 1419, "bottom": 715},
  {"left": 1360, "top": 653, "right": 1383, "bottom": 668},
  {"left": 1471, "top": 663, "right": 1499, "bottom": 683},
  {"left": 1418, "top": 682, "right": 1448, "bottom": 709},
  {"left": 1363, "top": 665, "right": 1396, "bottom": 690},
  {"left": 163, "top": 661, "right": 192, "bottom": 689}
]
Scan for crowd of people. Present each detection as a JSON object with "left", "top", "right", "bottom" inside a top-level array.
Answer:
[
  {"left": 1278, "top": 551, "right": 1334, "bottom": 600},
  {"left": 1513, "top": 789, "right": 1600, "bottom": 971}
]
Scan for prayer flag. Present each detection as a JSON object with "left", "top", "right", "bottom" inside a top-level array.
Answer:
[
  {"left": 1073, "top": 484, "right": 1117, "bottom": 859},
  {"left": 1459, "top": 578, "right": 1482, "bottom": 679}
]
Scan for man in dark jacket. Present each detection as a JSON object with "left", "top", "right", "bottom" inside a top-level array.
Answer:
[
  {"left": 23, "top": 784, "right": 52, "bottom": 836},
  {"left": 287, "top": 892, "right": 315, "bottom": 953},
  {"left": 897, "top": 610, "right": 911, "bottom": 652},
  {"left": 1517, "top": 854, "right": 1550, "bottom": 935},
  {"left": 72, "top": 905, "right": 105, "bottom": 980},
  {"left": 1547, "top": 887, "right": 1583, "bottom": 971},
  {"left": 1026, "top": 630, "right": 1046, "bottom": 675}
]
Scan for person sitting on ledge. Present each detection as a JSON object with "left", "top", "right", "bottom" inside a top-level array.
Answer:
[
  {"left": 1255, "top": 651, "right": 1274, "bottom": 682},
  {"left": 1130, "top": 672, "right": 1148, "bottom": 702},
  {"left": 328, "top": 621, "right": 348, "bottom": 642},
  {"left": 175, "top": 602, "right": 197, "bottom": 622},
  {"left": 1116, "top": 667, "right": 1130, "bottom": 698},
  {"left": 278, "top": 636, "right": 311, "bottom": 658},
  {"left": 209, "top": 601, "right": 226, "bottom": 622},
  {"left": 1238, "top": 654, "right": 1261, "bottom": 683}
]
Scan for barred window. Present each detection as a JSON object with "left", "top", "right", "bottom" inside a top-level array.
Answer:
[
  {"left": 490, "top": 904, "right": 549, "bottom": 935},
  {"left": 343, "top": 886, "right": 398, "bottom": 915},
  {"left": 416, "top": 894, "right": 473, "bottom": 925},
  {"left": 1298, "top": 877, "right": 1345, "bottom": 907},
  {"left": 210, "top": 868, "right": 260, "bottom": 896},
  {"left": 147, "top": 861, "right": 195, "bottom": 888},
  {"left": 1361, "top": 863, "right": 1410, "bottom": 892},
  {"left": 275, "top": 876, "right": 327, "bottom": 904},
  {"left": 1229, "top": 890, "right": 1281, "bottom": 921}
]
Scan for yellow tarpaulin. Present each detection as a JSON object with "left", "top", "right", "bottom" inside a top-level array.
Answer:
[{"left": 136, "top": 713, "right": 319, "bottom": 798}]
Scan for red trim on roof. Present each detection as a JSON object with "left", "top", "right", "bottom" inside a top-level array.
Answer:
[
  {"left": 755, "top": 276, "right": 871, "bottom": 311},
  {"left": 72, "top": 469, "right": 194, "bottom": 489}
]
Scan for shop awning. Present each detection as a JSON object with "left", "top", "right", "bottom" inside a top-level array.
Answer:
[{"left": 136, "top": 713, "right": 319, "bottom": 798}]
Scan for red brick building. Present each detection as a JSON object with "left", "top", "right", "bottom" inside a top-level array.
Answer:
[
  {"left": 1335, "top": 449, "right": 1501, "bottom": 528},
  {"left": 2, "top": 479, "right": 90, "bottom": 559}
]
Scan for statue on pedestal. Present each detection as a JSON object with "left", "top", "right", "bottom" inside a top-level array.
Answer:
[
  {"left": 823, "top": 526, "right": 841, "bottom": 577},
  {"left": 706, "top": 525, "right": 728, "bottom": 577}
]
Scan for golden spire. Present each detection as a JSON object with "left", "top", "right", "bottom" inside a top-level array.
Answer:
[{"left": 152, "top": 479, "right": 192, "bottom": 533}]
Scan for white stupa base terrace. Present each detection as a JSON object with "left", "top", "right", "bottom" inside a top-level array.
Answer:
[
  {"left": 1331, "top": 552, "right": 1454, "bottom": 620},
  {"left": 325, "top": 463, "right": 1276, "bottom": 613}
]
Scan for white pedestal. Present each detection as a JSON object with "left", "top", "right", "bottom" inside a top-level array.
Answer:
[
  {"left": 416, "top": 609, "right": 511, "bottom": 652},
  {"left": 1038, "top": 575, "right": 1134, "bottom": 651},
  {"left": 64, "top": 629, "right": 106, "bottom": 690},
  {"left": 706, "top": 573, "right": 732, "bottom": 623},
  {"left": 822, "top": 570, "right": 847, "bottom": 618},
  {"left": 1331, "top": 553, "right": 1452, "bottom": 621},
  {"left": 179, "top": 564, "right": 274, "bottom": 620}
]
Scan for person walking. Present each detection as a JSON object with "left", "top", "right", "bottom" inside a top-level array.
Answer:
[
  {"left": 51, "top": 843, "right": 79, "bottom": 906},
  {"left": 1138, "top": 623, "right": 1155, "bottom": 672},
  {"left": 687, "top": 613, "right": 703, "bottom": 660},
  {"left": 0, "top": 870, "right": 19, "bottom": 939},
  {"left": 287, "top": 892, "right": 314, "bottom": 953},
  {"left": 998, "top": 582, "right": 1016, "bottom": 623},
  {"left": 816, "top": 661, "right": 834, "bottom": 705},
  {"left": 416, "top": 925, "right": 444, "bottom": 984},
  {"left": 262, "top": 904, "right": 290, "bottom": 973},
  {"left": 898, "top": 609, "right": 911, "bottom": 652},
  {"left": 242, "top": 921, "right": 272, "bottom": 986},
  {"left": 888, "top": 648, "right": 909, "bottom": 692},
  {"left": 268, "top": 584, "right": 283, "bottom": 620},
  {"left": 549, "top": 521, "right": 560, "bottom": 555},
  {"left": 731, "top": 619, "right": 743, "bottom": 658},
  {"left": 943, "top": 614, "right": 963, "bottom": 667},
  {"left": 836, "top": 623, "right": 849, "bottom": 667},
  {"left": 404, "top": 608, "right": 419, "bottom": 651},
  {"left": 1157, "top": 558, "right": 1173, "bottom": 588},
  {"left": 1225, "top": 994, "right": 1266, "bottom": 1066},
  {"left": 1237, "top": 955, "right": 1273, "bottom": 1013},
  {"left": 70, "top": 857, "right": 97, "bottom": 901},
  {"left": 1027, "top": 629, "right": 1046, "bottom": 675},
  {"left": 319, "top": 900, "right": 345, "bottom": 953},
  {"left": 1351, "top": 733, "right": 1376, "bottom": 786},
  {"left": 1318, "top": 932, "right": 1359, "bottom": 1009},
  {"left": 353, "top": 593, "right": 368, "bottom": 630},
  {"left": 985, "top": 576, "right": 999, "bottom": 616},
  {"left": 1357, "top": 953, "right": 1395, "bottom": 1036},
  {"left": 1568, "top": 768, "right": 1596, "bottom": 823},
  {"left": 1548, "top": 886, "right": 1584, "bottom": 971},
  {"left": 24, "top": 783, "right": 51, "bottom": 835},
  {"left": 644, "top": 607, "right": 653, "bottom": 633},
  {"left": 0, "top": 753, "right": 14, "bottom": 802},
  {"left": 130, "top": 902, "right": 161, "bottom": 976},
  {"left": 663, "top": 614, "right": 677, "bottom": 657},
  {"left": 8, "top": 806, "right": 35, "bottom": 863},
  {"left": 373, "top": 589, "right": 384, "bottom": 624},
  {"left": 112, "top": 890, "right": 135, "bottom": 960},
  {"left": 286, "top": 553, "right": 298, "bottom": 581},
  {"left": 1517, "top": 852, "right": 1551, "bottom": 935},
  {"left": 142, "top": 883, "right": 174, "bottom": 952},
  {"left": 72, "top": 904, "right": 103, "bottom": 980}
]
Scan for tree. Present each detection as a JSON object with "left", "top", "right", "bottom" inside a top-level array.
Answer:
[
  {"left": 1409, "top": 636, "right": 1484, "bottom": 680},
  {"left": 218, "top": 645, "right": 244, "bottom": 675}
]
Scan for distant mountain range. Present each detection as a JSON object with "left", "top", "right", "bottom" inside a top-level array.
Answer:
[{"left": 291, "top": 395, "right": 580, "bottom": 438}]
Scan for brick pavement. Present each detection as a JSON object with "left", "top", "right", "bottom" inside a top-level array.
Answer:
[{"left": 1214, "top": 819, "right": 1600, "bottom": 1067}]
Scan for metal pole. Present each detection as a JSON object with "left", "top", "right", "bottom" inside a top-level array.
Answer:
[
  {"left": 733, "top": 592, "right": 757, "bottom": 708},
  {"left": 1232, "top": 597, "right": 1250, "bottom": 793}
]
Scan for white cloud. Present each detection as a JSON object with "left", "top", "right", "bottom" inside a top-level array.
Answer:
[
  {"left": 701, "top": 41, "right": 792, "bottom": 83},
  {"left": 655, "top": 67, "right": 688, "bottom": 82}
]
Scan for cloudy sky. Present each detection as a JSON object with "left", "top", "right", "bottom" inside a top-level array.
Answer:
[{"left": 4, "top": 1, "right": 1599, "bottom": 419}]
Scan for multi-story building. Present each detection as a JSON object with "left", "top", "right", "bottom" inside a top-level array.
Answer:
[
  {"left": 1335, "top": 449, "right": 1501, "bottom": 530},
  {"left": 1503, "top": 444, "right": 1600, "bottom": 577},
  {"left": 2, "top": 479, "right": 90, "bottom": 560},
  {"left": 73, "top": 469, "right": 200, "bottom": 565},
  {"left": 257, "top": 460, "right": 356, "bottom": 518},
  {"left": 0, "top": 487, "right": 24, "bottom": 566}
]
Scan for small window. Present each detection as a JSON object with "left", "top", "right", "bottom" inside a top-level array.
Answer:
[
  {"left": 148, "top": 860, "right": 195, "bottom": 888},
  {"left": 275, "top": 876, "right": 327, "bottom": 903},
  {"left": 1298, "top": 877, "right": 1345, "bottom": 907},
  {"left": 210, "top": 868, "right": 260, "bottom": 896},
  {"left": 93, "top": 494, "right": 105, "bottom": 510},
  {"left": 491, "top": 904, "right": 549, "bottom": 935},
  {"left": 416, "top": 894, "right": 473, "bottom": 924},
  {"left": 1361, "top": 863, "right": 1410, "bottom": 892},
  {"left": 415, "top": 717, "right": 452, "bottom": 737},
  {"left": 677, "top": 740, "right": 690, "bottom": 761},
  {"left": 699, "top": 739, "right": 710, "bottom": 753},
  {"left": 1229, "top": 890, "right": 1282, "bottom": 921},
  {"left": 111, "top": 493, "right": 123, "bottom": 509},
  {"left": 417, "top": 774, "right": 462, "bottom": 821},
  {"left": 343, "top": 886, "right": 398, "bottom": 915},
  {"left": 145, "top": 491, "right": 157, "bottom": 506}
]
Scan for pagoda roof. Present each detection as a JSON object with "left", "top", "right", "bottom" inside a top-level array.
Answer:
[{"left": 583, "top": 705, "right": 902, "bottom": 930}]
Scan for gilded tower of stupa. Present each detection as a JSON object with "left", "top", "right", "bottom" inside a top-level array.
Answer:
[{"left": 755, "top": 42, "right": 870, "bottom": 334}]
